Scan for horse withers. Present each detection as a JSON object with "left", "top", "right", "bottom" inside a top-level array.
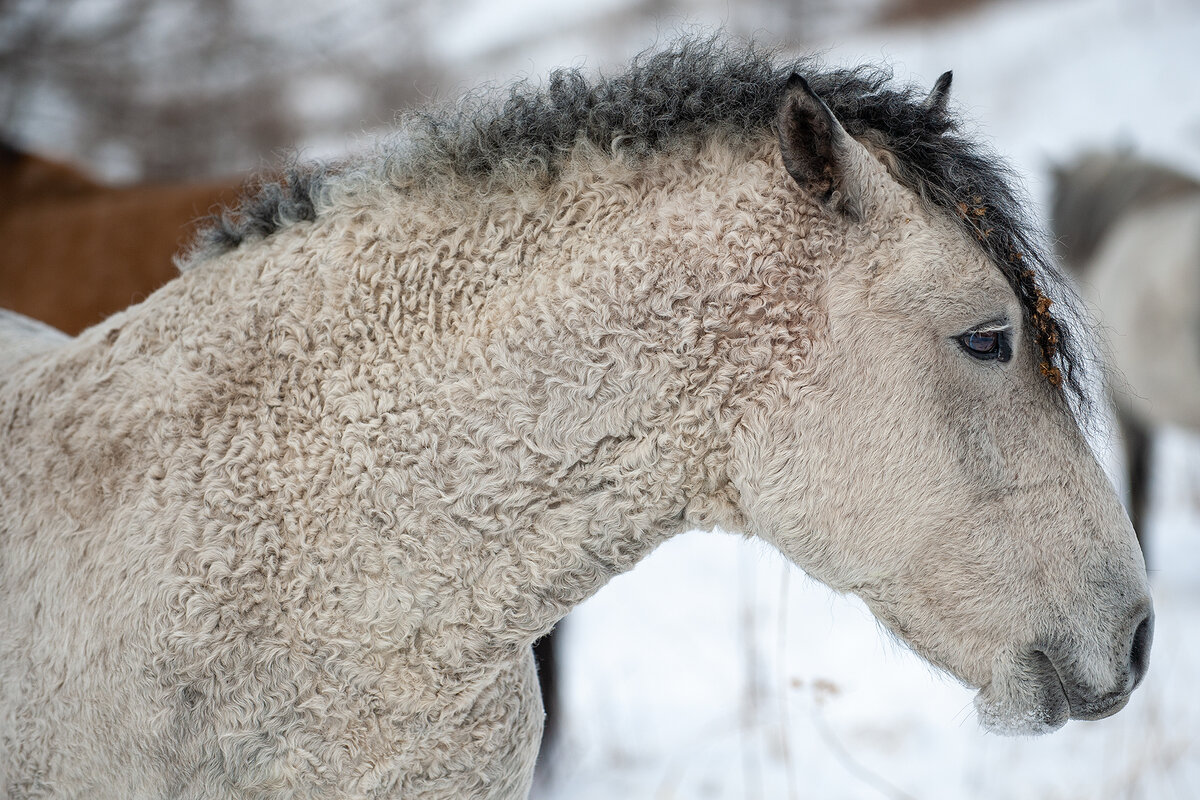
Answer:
[{"left": 1, "top": 42, "right": 1151, "bottom": 799}]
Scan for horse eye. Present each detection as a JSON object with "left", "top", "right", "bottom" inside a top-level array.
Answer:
[{"left": 958, "top": 329, "right": 1012, "bottom": 362}]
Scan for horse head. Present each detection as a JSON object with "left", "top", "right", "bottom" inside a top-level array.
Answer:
[{"left": 725, "top": 74, "right": 1151, "bottom": 734}]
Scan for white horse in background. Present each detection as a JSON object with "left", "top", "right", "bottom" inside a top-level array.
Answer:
[
  {"left": 1051, "top": 151, "right": 1200, "bottom": 546},
  {"left": 2, "top": 41, "right": 1151, "bottom": 799}
]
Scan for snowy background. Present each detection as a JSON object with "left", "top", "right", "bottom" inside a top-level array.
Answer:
[{"left": 4, "top": 0, "right": 1198, "bottom": 797}]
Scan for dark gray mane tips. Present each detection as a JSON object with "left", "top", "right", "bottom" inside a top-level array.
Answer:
[
  {"left": 182, "top": 164, "right": 327, "bottom": 268},
  {"left": 184, "top": 38, "right": 1088, "bottom": 411}
]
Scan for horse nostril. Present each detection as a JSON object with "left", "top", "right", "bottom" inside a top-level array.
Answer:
[{"left": 1129, "top": 609, "right": 1153, "bottom": 688}]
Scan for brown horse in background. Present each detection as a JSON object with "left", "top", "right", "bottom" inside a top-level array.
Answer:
[{"left": 0, "top": 143, "right": 237, "bottom": 335}]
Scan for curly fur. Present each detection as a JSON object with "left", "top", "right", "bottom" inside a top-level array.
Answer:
[
  {"left": 2, "top": 40, "right": 1150, "bottom": 799},
  {"left": 187, "top": 38, "right": 1087, "bottom": 408}
]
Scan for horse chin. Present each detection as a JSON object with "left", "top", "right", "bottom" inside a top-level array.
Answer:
[
  {"left": 974, "top": 688, "right": 1070, "bottom": 736},
  {"left": 973, "top": 649, "right": 1071, "bottom": 736},
  {"left": 975, "top": 645, "right": 1143, "bottom": 734}
]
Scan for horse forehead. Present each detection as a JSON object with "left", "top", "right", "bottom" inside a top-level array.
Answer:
[
  {"left": 844, "top": 153, "right": 997, "bottom": 286},
  {"left": 871, "top": 206, "right": 1004, "bottom": 298}
]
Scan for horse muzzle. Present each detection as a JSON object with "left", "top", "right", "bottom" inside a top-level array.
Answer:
[
  {"left": 1056, "top": 604, "right": 1153, "bottom": 721},
  {"left": 976, "top": 600, "right": 1153, "bottom": 734},
  {"left": 1039, "top": 602, "right": 1154, "bottom": 723}
]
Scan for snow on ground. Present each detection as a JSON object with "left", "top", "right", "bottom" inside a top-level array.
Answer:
[{"left": 534, "top": 1, "right": 1200, "bottom": 798}]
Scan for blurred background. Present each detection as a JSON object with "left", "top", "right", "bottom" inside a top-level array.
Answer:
[{"left": 2, "top": 0, "right": 1198, "bottom": 797}]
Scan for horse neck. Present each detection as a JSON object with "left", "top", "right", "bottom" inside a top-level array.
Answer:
[
  {"left": 142, "top": 138, "right": 802, "bottom": 662},
  {"left": 290, "top": 144, "right": 785, "bottom": 654}
]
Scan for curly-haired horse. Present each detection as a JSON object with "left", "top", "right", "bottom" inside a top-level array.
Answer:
[
  {"left": 0, "top": 137, "right": 567, "bottom": 764},
  {"left": 1, "top": 42, "right": 1151, "bottom": 799}
]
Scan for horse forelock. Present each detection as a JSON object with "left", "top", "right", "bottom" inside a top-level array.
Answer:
[{"left": 183, "top": 35, "right": 1091, "bottom": 414}]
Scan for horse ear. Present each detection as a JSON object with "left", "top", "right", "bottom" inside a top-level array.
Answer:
[
  {"left": 922, "top": 70, "right": 953, "bottom": 115},
  {"left": 775, "top": 73, "right": 850, "bottom": 210}
]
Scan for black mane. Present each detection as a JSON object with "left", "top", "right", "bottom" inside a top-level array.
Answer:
[{"left": 191, "top": 38, "right": 1088, "bottom": 406}]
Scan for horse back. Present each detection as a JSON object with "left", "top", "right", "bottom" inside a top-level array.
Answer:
[{"left": 0, "top": 308, "right": 70, "bottom": 375}]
